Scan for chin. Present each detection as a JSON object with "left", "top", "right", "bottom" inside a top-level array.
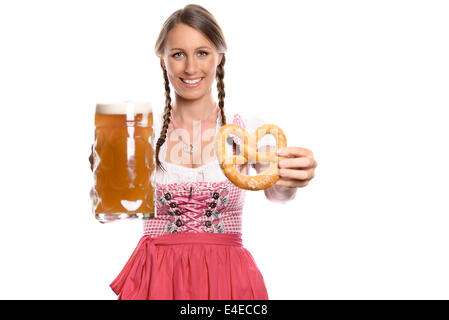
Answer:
[
  {"left": 177, "top": 92, "right": 207, "bottom": 101},
  {"left": 176, "top": 87, "right": 211, "bottom": 100}
]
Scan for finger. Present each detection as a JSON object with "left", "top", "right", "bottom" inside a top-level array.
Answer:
[
  {"left": 275, "top": 177, "right": 309, "bottom": 188},
  {"left": 279, "top": 157, "right": 315, "bottom": 169},
  {"left": 279, "top": 168, "right": 315, "bottom": 181},
  {"left": 277, "top": 146, "right": 313, "bottom": 158}
]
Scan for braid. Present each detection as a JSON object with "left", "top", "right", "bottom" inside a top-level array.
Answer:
[
  {"left": 155, "top": 67, "right": 173, "bottom": 171},
  {"left": 216, "top": 54, "right": 226, "bottom": 126}
]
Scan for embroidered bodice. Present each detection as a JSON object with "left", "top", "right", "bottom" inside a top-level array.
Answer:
[{"left": 145, "top": 180, "right": 244, "bottom": 235}]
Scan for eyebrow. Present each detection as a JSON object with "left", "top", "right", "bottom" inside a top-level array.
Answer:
[{"left": 170, "top": 46, "right": 212, "bottom": 51}]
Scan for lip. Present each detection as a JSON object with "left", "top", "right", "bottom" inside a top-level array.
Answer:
[{"left": 179, "top": 77, "right": 204, "bottom": 88}]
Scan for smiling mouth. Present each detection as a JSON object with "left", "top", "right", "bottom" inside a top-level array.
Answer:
[{"left": 180, "top": 77, "right": 203, "bottom": 84}]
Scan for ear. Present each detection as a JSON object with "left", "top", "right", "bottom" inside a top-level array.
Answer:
[
  {"left": 160, "top": 58, "right": 166, "bottom": 70},
  {"left": 217, "top": 53, "right": 223, "bottom": 66}
]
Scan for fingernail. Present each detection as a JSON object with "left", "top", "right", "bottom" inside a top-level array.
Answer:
[
  {"left": 279, "top": 160, "right": 286, "bottom": 167},
  {"left": 277, "top": 148, "right": 285, "bottom": 156}
]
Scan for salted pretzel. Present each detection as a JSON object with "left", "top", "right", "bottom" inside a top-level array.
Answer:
[{"left": 216, "top": 124, "right": 287, "bottom": 190}]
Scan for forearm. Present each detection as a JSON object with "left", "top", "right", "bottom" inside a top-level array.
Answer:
[{"left": 264, "top": 184, "right": 297, "bottom": 203}]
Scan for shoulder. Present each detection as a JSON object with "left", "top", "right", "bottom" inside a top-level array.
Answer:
[
  {"left": 225, "top": 110, "right": 268, "bottom": 132},
  {"left": 224, "top": 110, "right": 275, "bottom": 146},
  {"left": 233, "top": 111, "right": 277, "bottom": 146}
]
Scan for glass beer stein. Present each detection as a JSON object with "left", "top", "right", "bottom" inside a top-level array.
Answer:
[{"left": 91, "top": 102, "right": 155, "bottom": 222}]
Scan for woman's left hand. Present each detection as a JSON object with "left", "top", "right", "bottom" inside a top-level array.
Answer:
[{"left": 276, "top": 147, "right": 317, "bottom": 188}]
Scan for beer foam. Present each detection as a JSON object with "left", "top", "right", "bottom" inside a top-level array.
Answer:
[{"left": 96, "top": 102, "right": 152, "bottom": 114}]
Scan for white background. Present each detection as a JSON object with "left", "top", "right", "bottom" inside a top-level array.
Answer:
[{"left": 0, "top": 0, "right": 448, "bottom": 299}]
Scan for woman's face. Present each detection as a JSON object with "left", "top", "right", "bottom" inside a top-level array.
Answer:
[{"left": 161, "top": 23, "right": 223, "bottom": 100}]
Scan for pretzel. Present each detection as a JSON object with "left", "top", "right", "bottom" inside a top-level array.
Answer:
[{"left": 215, "top": 124, "right": 287, "bottom": 190}]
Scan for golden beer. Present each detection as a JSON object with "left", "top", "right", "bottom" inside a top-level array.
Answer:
[{"left": 92, "top": 102, "right": 154, "bottom": 222}]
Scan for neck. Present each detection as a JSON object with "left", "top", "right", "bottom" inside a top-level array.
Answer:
[{"left": 172, "top": 94, "right": 218, "bottom": 129}]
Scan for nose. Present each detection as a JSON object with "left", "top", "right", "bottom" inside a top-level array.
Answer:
[{"left": 184, "top": 55, "right": 198, "bottom": 75}]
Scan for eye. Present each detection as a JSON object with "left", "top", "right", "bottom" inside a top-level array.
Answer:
[
  {"left": 198, "top": 51, "right": 208, "bottom": 57},
  {"left": 172, "top": 52, "right": 184, "bottom": 58}
]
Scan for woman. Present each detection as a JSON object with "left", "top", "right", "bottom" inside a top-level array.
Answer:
[{"left": 101, "top": 4, "right": 317, "bottom": 300}]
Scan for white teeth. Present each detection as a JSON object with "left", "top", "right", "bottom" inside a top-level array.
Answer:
[{"left": 182, "top": 78, "right": 202, "bottom": 84}]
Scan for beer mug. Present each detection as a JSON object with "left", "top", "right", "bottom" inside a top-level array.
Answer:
[{"left": 91, "top": 102, "right": 155, "bottom": 222}]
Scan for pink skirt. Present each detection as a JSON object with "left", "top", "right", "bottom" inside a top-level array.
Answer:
[{"left": 110, "top": 232, "right": 269, "bottom": 300}]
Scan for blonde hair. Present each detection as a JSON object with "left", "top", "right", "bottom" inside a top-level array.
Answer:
[{"left": 154, "top": 4, "right": 228, "bottom": 170}]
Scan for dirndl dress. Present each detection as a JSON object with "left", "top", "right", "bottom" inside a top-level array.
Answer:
[{"left": 110, "top": 112, "right": 269, "bottom": 300}]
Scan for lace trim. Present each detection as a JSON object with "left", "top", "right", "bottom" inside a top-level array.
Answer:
[{"left": 156, "top": 180, "right": 232, "bottom": 193}]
